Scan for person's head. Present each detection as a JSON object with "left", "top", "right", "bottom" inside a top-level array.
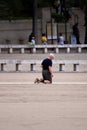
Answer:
[
  {"left": 42, "top": 33, "right": 46, "bottom": 36},
  {"left": 32, "top": 36, "right": 35, "bottom": 40},
  {"left": 49, "top": 53, "right": 55, "bottom": 60}
]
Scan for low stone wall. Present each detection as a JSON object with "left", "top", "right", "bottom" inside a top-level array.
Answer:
[
  {"left": 0, "top": 59, "right": 87, "bottom": 72},
  {"left": 0, "top": 20, "right": 42, "bottom": 44},
  {"left": 0, "top": 19, "right": 72, "bottom": 45},
  {"left": 0, "top": 20, "right": 33, "bottom": 44}
]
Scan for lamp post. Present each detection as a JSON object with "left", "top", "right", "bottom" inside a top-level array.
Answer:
[
  {"left": 33, "top": 0, "right": 38, "bottom": 44},
  {"left": 60, "top": 0, "right": 68, "bottom": 43},
  {"left": 61, "top": 0, "right": 68, "bottom": 43},
  {"left": 64, "top": 0, "right": 68, "bottom": 43},
  {"left": 50, "top": 7, "right": 54, "bottom": 44},
  {"left": 50, "top": 1, "right": 54, "bottom": 44}
]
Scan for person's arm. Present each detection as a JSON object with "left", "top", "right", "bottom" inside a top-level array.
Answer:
[{"left": 48, "top": 66, "right": 53, "bottom": 77}]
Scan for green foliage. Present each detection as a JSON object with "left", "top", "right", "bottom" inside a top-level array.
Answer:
[
  {"left": 0, "top": 0, "right": 24, "bottom": 20},
  {"left": 79, "top": 0, "right": 87, "bottom": 8},
  {"left": 0, "top": 0, "right": 86, "bottom": 21},
  {"left": 52, "top": 13, "right": 66, "bottom": 23},
  {"left": 0, "top": 0, "right": 61, "bottom": 20},
  {"left": 38, "top": 0, "right": 57, "bottom": 7},
  {"left": 38, "top": 0, "right": 50, "bottom": 7},
  {"left": 52, "top": 12, "right": 71, "bottom": 23},
  {"left": 0, "top": 0, "right": 34, "bottom": 20}
]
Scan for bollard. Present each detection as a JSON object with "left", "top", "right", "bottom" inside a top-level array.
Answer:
[
  {"left": 59, "top": 64, "right": 65, "bottom": 71},
  {"left": 30, "top": 63, "right": 36, "bottom": 71},
  {"left": 73, "top": 63, "right": 79, "bottom": 71},
  {"left": 16, "top": 63, "right": 20, "bottom": 71},
  {"left": 0, "top": 63, "right": 6, "bottom": 71}
]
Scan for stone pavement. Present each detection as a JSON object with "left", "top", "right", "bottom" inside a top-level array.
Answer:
[{"left": 0, "top": 72, "right": 87, "bottom": 130}]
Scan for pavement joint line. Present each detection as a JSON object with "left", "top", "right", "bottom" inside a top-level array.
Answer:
[{"left": 0, "top": 82, "right": 87, "bottom": 85}]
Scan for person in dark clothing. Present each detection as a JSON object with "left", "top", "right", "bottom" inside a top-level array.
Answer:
[
  {"left": 28, "top": 32, "right": 35, "bottom": 42},
  {"left": 28, "top": 32, "right": 35, "bottom": 53},
  {"left": 34, "top": 53, "right": 54, "bottom": 84},
  {"left": 72, "top": 23, "right": 81, "bottom": 44}
]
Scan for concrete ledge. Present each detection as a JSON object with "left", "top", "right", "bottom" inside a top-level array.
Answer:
[{"left": 0, "top": 59, "right": 87, "bottom": 72}]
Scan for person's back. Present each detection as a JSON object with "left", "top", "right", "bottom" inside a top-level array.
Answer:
[
  {"left": 31, "top": 36, "right": 35, "bottom": 45},
  {"left": 72, "top": 23, "right": 81, "bottom": 44},
  {"left": 42, "top": 58, "right": 52, "bottom": 70},
  {"left": 41, "top": 33, "right": 48, "bottom": 45},
  {"left": 58, "top": 33, "right": 64, "bottom": 45},
  {"left": 41, "top": 36, "right": 47, "bottom": 43},
  {"left": 73, "top": 23, "right": 79, "bottom": 37}
]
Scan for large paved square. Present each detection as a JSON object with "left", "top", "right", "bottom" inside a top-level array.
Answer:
[{"left": 0, "top": 73, "right": 87, "bottom": 130}]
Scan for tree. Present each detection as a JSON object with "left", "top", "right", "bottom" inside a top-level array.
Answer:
[
  {"left": 0, "top": 0, "right": 58, "bottom": 20},
  {"left": 0, "top": 0, "right": 23, "bottom": 20},
  {"left": 0, "top": 0, "right": 36, "bottom": 20},
  {"left": 80, "top": 0, "right": 87, "bottom": 44}
]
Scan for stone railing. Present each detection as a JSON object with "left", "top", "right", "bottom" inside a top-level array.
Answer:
[{"left": 0, "top": 44, "right": 87, "bottom": 54}]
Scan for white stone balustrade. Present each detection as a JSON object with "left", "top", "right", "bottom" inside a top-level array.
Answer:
[{"left": 0, "top": 44, "right": 87, "bottom": 54}]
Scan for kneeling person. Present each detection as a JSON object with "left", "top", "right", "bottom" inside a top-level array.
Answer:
[{"left": 35, "top": 53, "right": 54, "bottom": 84}]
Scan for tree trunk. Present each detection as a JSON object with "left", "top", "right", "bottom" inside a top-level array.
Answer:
[
  {"left": 84, "top": 6, "right": 87, "bottom": 44},
  {"left": 33, "top": 0, "right": 38, "bottom": 44},
  {"left": 85, "top": 26, "right": 87, "bottom": 44}
]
